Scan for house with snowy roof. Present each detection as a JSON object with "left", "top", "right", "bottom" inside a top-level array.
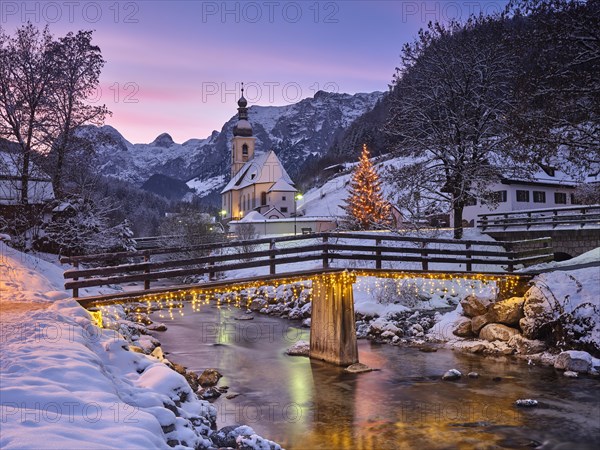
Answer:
[
  {"left": 461, "top": 165, "right": 589, "bottom": 225},
  {"left": 221, "top": 89, "right": 298, "bottom": 220}
]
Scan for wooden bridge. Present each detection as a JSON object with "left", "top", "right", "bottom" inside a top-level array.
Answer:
[
  {"left": 62, "top": 232, "right": 551, "bottom": 366},
  {"left": 478, "top": 205, "right": 600, "bottom": 259}
]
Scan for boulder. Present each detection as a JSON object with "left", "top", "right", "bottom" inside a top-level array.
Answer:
[
  {"left": 479, "top": 323, "right": 520, "bottom": 342},
  {"left": 515, "top": 399, "right": 538, "bottom": 407},
  {"left": 211, "top": 425, "right": 255, "bottom": 448},
  {"left": 523, "top": 286, "right": 552, "bottom": 317},
  {"left": 147, "top": 322, "right": 167, "bottom": 332},
  {"left": 471, "top": 314, "right": 490, "bottom": 335},
  {"left": 519, "top": 286, "right": 552, "bottom": 339},
  {"left": 381, "top": 330, "right": 396, "bottom": 339},
  {"left": 554, "top": 351, "right": 593, "bottom": 373},
  {"left": 150, "top": 346, "right": 165, "bottom": 361},
  {"left": 442, "top": 369, "right": 462, "bottom": 381},
  {"left": 452, "top": 317, "right": 474, "bottom": 337},
  {"left": 564, "top": 371, "right": 578, "bottom": 378},
  {"left": 197, "top": 386, "right": 221, "bottom": 400},
  {"left": 488, "top": 297, "right": 525, "bottom": 326},
  {"left": 460, "top": 295, "right": 492, "bottom": 318},
  {"left": 248, "top": 298, "right": 268, "bottom": 312},
  {"left": 519, "top": 317, "right": 539, "bottom": 340},
  {"left": 286, "top": 340, "right": 310, "bottom": 357},
  {"left": 461, "top": 342, "right": 490, "bottom": 353},
  {"left": 288, "top": 308, "right": 303, "bottom": 320},
  {"left": 345, "top": 363, "right": 373, "bottom": 373},
  {"left": 409, "top": 323, "right": 424, "bottom": 337},
  {"left": 198, "top": 368, "right": 222, "bottom": 387},
  {"left": 508, "top": 334, "right": 547, "bottom": 355}
]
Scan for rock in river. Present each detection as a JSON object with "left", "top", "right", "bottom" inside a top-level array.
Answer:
[
  {"left": 286, "top": 340, "right": 310, "bottom": 357},
  {"left": 198, "top": 368, "right": 222, "bottom": 387},
  {"left": 554, "top": 350, "right": 593, "bottom": 373},
  {"left": 442, "top": 369, "right": 462, "bottom": 381},
  {"left": 345, "top": 363, "right": 374, "bottom": 373}
]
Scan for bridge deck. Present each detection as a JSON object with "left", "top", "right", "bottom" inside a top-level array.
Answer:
[{"left": 75, "top": 267, "right": 533, "bottom": 308}]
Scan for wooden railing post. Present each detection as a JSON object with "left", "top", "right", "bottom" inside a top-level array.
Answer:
[
  {"left": 506, "top": 242, "right": 514, "bottom": 273},
  {"left": 144, "top": 253, "right": 151, "bottom": 290},
  {"left": 322, "top": 235, "right": 329, "bottom": 269},
  {"left": 269, "top": 239, "right": 276, "bottom": 275},
  {"left": 465, "top": 243, "right": 472, "bottom": 272},
  {"left": 208, "top": 261, "right": 215, "bottom": 281},
  {"left": 480, "top": 215, "right": 488, "bottom": 231},
  {"left": 72, "top": 261, "right": 79, "bottom": 298},
  {"left": 375, "top": 238, "right": 382, "bottom": 270},
  {"left": 421, "top": 247, "right": 428, "bottom": 271}
]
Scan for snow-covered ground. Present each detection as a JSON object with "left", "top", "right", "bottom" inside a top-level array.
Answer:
[
  {"left": 0, "top": 243, "right": 280, "bottom": 449},
  {"left": 187, "top": 174, "right": 226, "bottom": 197},
  {"left": 297, "top": 155, "right": 419, "bottom": 217}
]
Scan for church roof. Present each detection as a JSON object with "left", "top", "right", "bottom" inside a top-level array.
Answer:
[
  {"left": 221, "top": 150, "right": 294, "bottom": 193},
  {"left": 268, "top": 178, "right": 297, "bottom": 193}
]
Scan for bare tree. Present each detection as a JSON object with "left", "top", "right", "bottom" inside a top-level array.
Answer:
[
  {"left": 0, "top": 23, "right": 55, "bottom": 205},
  {"left": 386, "top": 17, "right": 526, "bottom": 238},
  {"left": 507, "top": 0, "right": 600, "bottom": 170},
  {"left": 46, "top": 30, "right": 109, "bottom": 198}
]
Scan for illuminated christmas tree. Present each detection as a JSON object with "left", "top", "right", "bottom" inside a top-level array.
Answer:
[{"left": 343, "top": 144, "right": 392, "bottom": 230}]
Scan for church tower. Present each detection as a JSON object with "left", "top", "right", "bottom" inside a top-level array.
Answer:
[{"left": 231, "top": 84, "right": 255, "bottom": 177}]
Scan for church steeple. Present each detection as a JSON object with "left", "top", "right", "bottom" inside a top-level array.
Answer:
[
  {"left": 233, "top": 83, "right": 252, "bottom": 137},
  {"left": 231, "top": 83, "right": 256, "bottom": 178}
]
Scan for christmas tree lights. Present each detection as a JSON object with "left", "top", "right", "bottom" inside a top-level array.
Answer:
[{"left": 343, "top": 144, "right": 392, "bottom": 230}]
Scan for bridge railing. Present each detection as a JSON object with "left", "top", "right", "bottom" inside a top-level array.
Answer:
[
  {"left": 478, "top": 204, "right": 600, "bottom": 231},
  {"left": 133, "top": 231, "right": 229, "bottom": 250},
  {"left": 61, "top": 232, "right": 553, "bottom": 298}
]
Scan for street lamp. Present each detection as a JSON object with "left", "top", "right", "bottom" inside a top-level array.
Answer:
[{"left": 294, "top": 193, "right": 303, "bottom": 235}]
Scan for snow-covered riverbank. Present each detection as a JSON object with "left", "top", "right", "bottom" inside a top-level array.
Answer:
[{"left": 0, "top": 242, "right": 281, "bottom": 449}]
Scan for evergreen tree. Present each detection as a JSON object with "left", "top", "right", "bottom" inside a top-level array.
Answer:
[{"left": 343, "top": 144, "right": 391, "bottom": 230}]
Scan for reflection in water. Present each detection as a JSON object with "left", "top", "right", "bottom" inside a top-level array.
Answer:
[{"left": 151, "top": 303, "right": 600, "bottom": 450}]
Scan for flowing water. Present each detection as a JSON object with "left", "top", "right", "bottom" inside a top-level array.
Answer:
[{"left": 151, "top": 303, "right": 599, "bottom": 450}]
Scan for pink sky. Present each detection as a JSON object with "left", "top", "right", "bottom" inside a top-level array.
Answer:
[{"left": 1, "top": 1, "right": 508, "bottom": 143}]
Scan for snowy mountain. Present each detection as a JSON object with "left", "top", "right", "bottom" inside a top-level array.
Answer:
[{"left": 81, "top": 90, "right": 383, "bottom": 199}]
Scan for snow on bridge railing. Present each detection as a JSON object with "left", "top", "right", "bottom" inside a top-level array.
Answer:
[
  {"left": 61, "top": 232, "right": 553, "bottom": 299},
  {"left": 478, "top": 204, "right": 600, "bottom": 231}
]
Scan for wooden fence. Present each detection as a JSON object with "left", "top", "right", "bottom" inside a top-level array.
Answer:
[{"left": 61, "top": 232, "right": 553, "bottom": 298}]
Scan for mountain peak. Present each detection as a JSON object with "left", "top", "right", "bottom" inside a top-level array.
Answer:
[{"left": 151, "top": 133, "right": 175, "bottom": 147}]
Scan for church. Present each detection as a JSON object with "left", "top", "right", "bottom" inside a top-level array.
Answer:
[{"left": 221, "top": 89, "right": 298, "bottom": 220}]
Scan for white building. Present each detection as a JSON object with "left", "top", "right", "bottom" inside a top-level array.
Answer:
[
  {"left": 462, "top": 167, "right": 579, "bottom": 225},
  {"left": 0, "top": 151, "right": 54, "bottom": 206},
  {"left": 221, "top": 89, "right": 298, "bottom": 220}
]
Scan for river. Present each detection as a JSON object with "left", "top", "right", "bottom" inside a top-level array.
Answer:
[{"left": 150, "top": 303, "right": 599, "bottom": 450}]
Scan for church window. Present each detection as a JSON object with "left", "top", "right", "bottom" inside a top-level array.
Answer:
[{"left": 261, "top": 192, "right": 267, "bottom": 206}]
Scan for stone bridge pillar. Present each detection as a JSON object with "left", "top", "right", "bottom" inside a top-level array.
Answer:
[{"left": 309, "top": 271, "right": 359, "bottom": 366}]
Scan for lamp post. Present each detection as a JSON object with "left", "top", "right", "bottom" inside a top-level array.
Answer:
[
  {"left": 294, "top": 193, "right": 303, "bottom": 235},
  {"left": 219, "top": 209, "right": 227, "bottom": 232}
]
